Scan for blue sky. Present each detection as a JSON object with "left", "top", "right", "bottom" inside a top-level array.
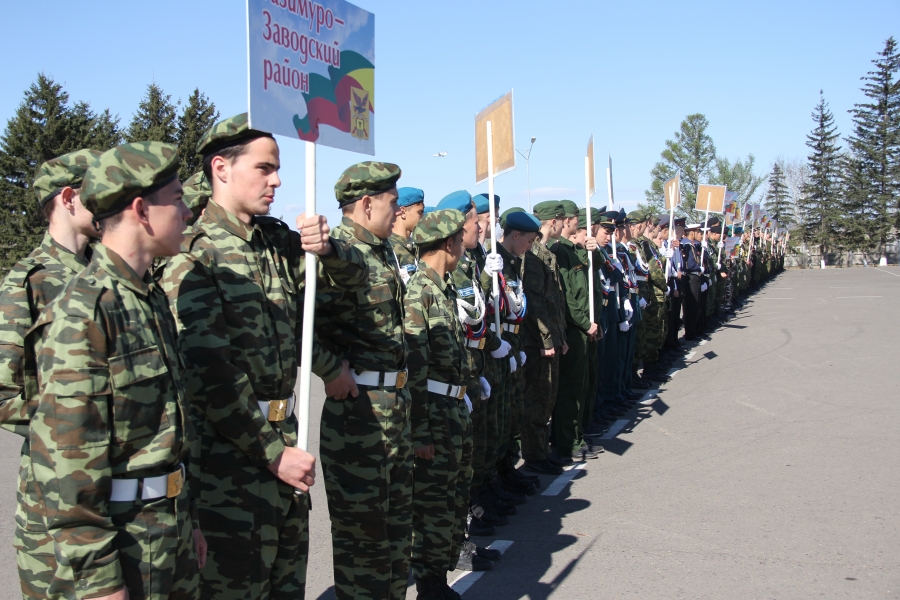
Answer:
[{"left": 1, "top": 1, "right": 897, "bottom": 228}]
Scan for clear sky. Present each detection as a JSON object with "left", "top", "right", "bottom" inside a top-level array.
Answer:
[{"left": 1, "top": 0, "right": 897, "bottom": 228}]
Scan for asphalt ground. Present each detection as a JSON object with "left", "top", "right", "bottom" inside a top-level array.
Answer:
[{"left": 0, "top": 266, "right": 897, "bottom": 599}]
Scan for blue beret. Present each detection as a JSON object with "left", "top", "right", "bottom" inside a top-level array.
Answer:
[
  {"left": 436, "top": 190, "right": 473, "bottom": 213},
  {"left": 397, "top": 187, "right": 424, "bottom": 207},
  {"left": 474, "top": 193, "right": 500, "bottom": 214},
  {"left": 423, "top": 206, "right": 436, "bottom": 215},
  {"left": 505, "top": 211, "right": 541, "bottom": 233}
]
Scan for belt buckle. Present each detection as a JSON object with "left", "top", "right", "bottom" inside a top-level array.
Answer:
[
  {"left": 268, "top": 399, "right": 289, "bottom": 421},
  {"left": 456, "top": 386, "right": 466, "bottom": 400},
  {"left": 477, "top": 338, "right": 485, "bottom": 350},
  {"left": 166, "top": 466, "right": 185, "bottom": 499},
  {"left": 513, "top": 324, "right": 520, "bottom": 334},
  {"left": 395, "top": 369, "right": 408, "bottom": 390}
]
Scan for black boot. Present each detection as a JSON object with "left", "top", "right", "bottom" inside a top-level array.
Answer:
[
  {"left": 492, "top": 477, "right": 527, "bottom": 505},
  {"left": 457, "top": 540, "right": 493, "bottom": 572},
  {"left": 415, "top": 574, "right": 445, "bottom": 600}
]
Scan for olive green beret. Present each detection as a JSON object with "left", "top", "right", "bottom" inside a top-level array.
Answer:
[
  {"left": 626, "top": 209, "right": 646, "bottom": 223},
  {"left": 334, "top": 161, "right": 402, "bottom": 207},
  {"left": 182, "top": 172, "right": 211, "bottom": 224},
  {"left": 196, "top": 112, "right": 271, "bottom": 155},
  {"left": 412, "top": 208, "right": 465, "bottom": 245},
  {"left": 577, "top": 208, "right": 589, "bottom": 229},
  {"left": 560, "top": 200, "right": 578, "bottom": 218},
  {"left": 533, "top": 201, "right": 564, "bottom": 221},
  {"left": 33, "top": 149, "right": 103, "bottom": 208},
  {"left": 81, "top": 142, "right": 180, "bottom": 219}
]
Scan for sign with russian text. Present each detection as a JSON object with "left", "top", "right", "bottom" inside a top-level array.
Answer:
[
  {"left": 247, "top": 0, "right": 375, "bottom": 154},
  {"left": 475, "top": 91, "right": 516, "bottom": 184}
]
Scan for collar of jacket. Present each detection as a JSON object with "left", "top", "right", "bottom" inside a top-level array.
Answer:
[
  {"left": 93, "top": 243, "right": 153, "bottom": 297},
  {"left": 204, "top": 199, "right": 255, "bottom": 242},
  {"left": 418, "top": 260, "right": 451, "bottom": 294},
  {"left": 342, "top": 216, "right": 387, "bottom": 248},
  {"left": 42, "top": 232, "right": 91, "bottom": 273}
]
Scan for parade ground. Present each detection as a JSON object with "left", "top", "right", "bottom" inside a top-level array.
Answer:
[{"left": 0, "top": 266, "right": 897, "bottom": 600}]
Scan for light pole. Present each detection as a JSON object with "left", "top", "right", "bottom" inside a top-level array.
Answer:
[{"left": 517, "top": 136, "right": 537, "bottom": 211}]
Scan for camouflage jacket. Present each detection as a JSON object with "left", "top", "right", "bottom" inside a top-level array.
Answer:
[
  {"left": 637, "top": 236, "right": 668, "bottom": 302},
  {"left": 29, "top": 244, "right": 193, "bottom": 597},
  {"left": 403, "top": 261, "right": 471, "bottom": 448},
  {"left": 389, "top": 232, "right": 418, "bottom": 286},
  {"left": 317, "top": 217, "right": 408, "bottom": 376},
  {"left": 162, "top": 200, "right": 368, "bottom": 471},
  {"left": 0, "top": 233, "right": 90, "bottom": 437},
  {"left": 522, "top": 241, "right": 566, "bottom": 350}
]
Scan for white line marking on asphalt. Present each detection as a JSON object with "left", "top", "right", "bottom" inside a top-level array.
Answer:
[
  {"left": 768, "top": 287, "right": 793, "bottom": 289},
  {"left": 761, "top": 297, "right": 795, "bottom": 300},
  {"left": 830, "top": 286, "right": 866, "bottom": 288},
  {"left": 666, "top": 368, "right": 680, "bottom": 377},
  {"left": 733, "top": 399, "right": 778, "bottom": 417},
  {"left": 600, "top": 419, "right": 630, "bottom": 440},
  {"left": 451, "top": 540, "right": 514, "bottom": 593},
  {"left": 685, "top": 351, "right": 696, "bottom": 360},
  {"left": 835, "top": 296, "right": 882, "bottom": 299},
  {"left": 541, "top": 463, "right": 587, "bottom": 497},
  {"left": 873, "top": 267, "right": 900, "bottom": 277},
  {"left": 698, "top": 340, "right": 707, "bottom": 346}
]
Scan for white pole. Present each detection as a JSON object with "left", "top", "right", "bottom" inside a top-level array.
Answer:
[
  {"left": 296, "top": 141, "right": 316, "bottom": 453},
  {"left": 607, "top": 157, "right": 617, "bottom": 264},
  {"left": 585, "top": 156, "right": 594, "bottom": 323},
  {"left": 487, "top": 121, "right": 501, "bottom": 335},
  {"left": 699, "top": 192, "right": 710, "bottom": 272},
  {"left": 664, "top": 174, "right": 677, "bottom": 280}
]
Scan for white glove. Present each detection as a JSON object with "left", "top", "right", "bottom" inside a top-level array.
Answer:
[
  {"left": 665, "top": 286, "right": 671, "bottom": 297},
  {"left": 490, "top": 339, "right": 511, "bottom": 359},
  {"left": 623, "top": 298, "right": 633, "bottom": 317},
  {"left": 664, "top": 247, "right": 675, "bottom": 259},
  {"left": 619, "top": 321, "right": 630, "bottom": 332},
  {"left": 717, "top": 241, "right": 725, "bottom": 249},
  {"left": 518, "top": 351, "right": 526, "bottom": 367},
  {"left": 509, "top": 356, "right": 517, "bottom": 373},
  {"left": 484, "top": 253, "right": 503, "bottom": 276},
  {"left": 716, "top": 262, "right": 722, "bottom": 270},
  {"left": 701, "top": 240, "right": 708, "bottom": 249},
  {"left": 479, "top": 376, "right": 491, "bottom": 400},
  {"left": 700, "top": 282, "right": 708, "bottom": 292},
  {"left": 464, "top": 394, "right": 473, "bottom": 412},
  {"left": 639, "top": 297, "right": 648, "bottom": 309}
]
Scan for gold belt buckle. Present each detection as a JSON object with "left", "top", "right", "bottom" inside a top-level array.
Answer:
[
  {"left": 478, "top": 338, "right": 486, "bottom": 350},
  {"left": 268, "top": 399, "right": 289, "bottom": 421},
  {"left": 513, "top": 324, "right": 520, "bottom": 334},
  {"left": 395, "top": 370, "right": 408, "bottom": 389},
  {"left": 166, "top": 467, "right": 184, "bottom": 499},
  {"left": 456, "top": 386, "right": 466, "bottom": 400}
]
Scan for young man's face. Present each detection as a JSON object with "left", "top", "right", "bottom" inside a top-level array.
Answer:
[
  {"left": 675, "top": 225, "right": 685, "bottom": 239},
  {"left": 225, "top": 137, "right": 282, "bottom": 217},
  {"left": 447, "top": 231, "right": 466, "bottom": 271},
  {"left": 550, "top": 218, "right": 564, "bottom": 238},
  {"left": 462, "top": 207, "right": 480, "bottom": 249},
  {"left": 401, "top": 203, "right": 425, "bottom": 231},
  {"left": 147, "top": 178, "right": 191, "bottom": 257},
  {"left": 509, "top": 230, "right": 538, "bottom": 256},
  {"left": 572, "top": 228, "right": 587, "bottom": 246},
  {"left": 60, "top": 188, "right": 100, "bottom": 238},
  {"left": 477, "top": 212, "right": 492, "bottom": 243},
  {"left": 366, "top": 188, "right": 401, "bottom": 239},
  {"left": 596, "top": 225, "right": 613, "bottom": 246}
]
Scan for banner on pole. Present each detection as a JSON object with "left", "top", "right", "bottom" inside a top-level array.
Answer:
[
  {"left": 695, "top": 184, "right": 727, "bottom": 213},
  {"left": 586, "top": 135, "right": 595, "bottom": 197},
  {"left": 247, "top": 0, "right": 375, "bottom": 154},
  {"left": 475, "top": 91, "right": 516, "bottom": 184},
  {"left": 724, "top": 236, "right": 740, "bottom": 254},
  {"left": 664, "top": 173, "right": 681, "bottom": 210}
]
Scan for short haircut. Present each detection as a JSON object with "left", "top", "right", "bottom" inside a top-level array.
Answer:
[
  {"left": 98, "top": 189, "right": 161, "bottom": 234},
  {"left": 201, "top": 133, "right": 274, "bottom": 182}
]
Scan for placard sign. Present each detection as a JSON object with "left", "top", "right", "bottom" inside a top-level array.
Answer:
[
  {"left": 247, "top": 0, "right": 375, "bottom": 154},
  {"left": 695, "top": 184, "right": 727, "bottom": 213},
  {"left": 475, "top": 91, "right": 516, "bottom": 184},
  {"left": 664, "top": 173, "right": 681, "bottom": 210}
]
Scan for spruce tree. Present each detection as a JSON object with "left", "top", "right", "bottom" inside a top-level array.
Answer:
[
  {"left": 763, "top": 162, "right": 794, "bottom": 226},
  {"left": 0, "top": 74, "right": 121, "bottom": 275},
  {"left": 845, "top": 37, "right": 900, "bottom": 263},
  {"left": 642, "top": 113, "right": 717, "bottom": 219},
  {"left": 126, "top": 82, "right": 178, "bottom": 144},
  {"left": 176, "top": 89, "right": 219, "bottom": 181},
  {"left": 798, "top": 91, "right": 843, "bottom": 267}
]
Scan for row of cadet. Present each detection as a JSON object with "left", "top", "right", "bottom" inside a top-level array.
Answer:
[{"left": 0, "top": 112, "right": 785, "bottom": 600}]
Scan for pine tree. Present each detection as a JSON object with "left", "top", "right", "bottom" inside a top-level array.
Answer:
[
  {"left": 712, "top": 154, "right": 765, "bottom": 214},
  {"left": 845, "top": 37, "right": 900, "bottom": 263},
  {"left": 642, "top": 114, "right": 717, "bottom": 220},
  {"left": 176, "top": 89, "right": 219, "bottom": 181},
  {"left": 841, "top": 152, "right": 878, "bottom": 260},
  {"left": 0, "top": 74, "right": 121, "bottom": 275},
  {"left": 763, "top": 162, "right": 794, "bottom": 226},
  {"left": 126, "top": 82, "right": 178, "bottom": 144},
  {"left": 798, "top": 91, "right": 843, "bottom": 267}
]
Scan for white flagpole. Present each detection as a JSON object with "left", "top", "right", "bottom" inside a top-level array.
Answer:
[
  {"left": 699, "top": 191, "right": 711, "bottom": 273},
  {"left": 664, "top": 173, "right": 678, "bottom": 280},
  {"left": 585, "top": 156, "right": 594, "bottom": 323},
  {"left": 296, "top": 141, "right": 316, "bottom": 453},
  {"left": 487, "top": 121, "right": 501, "bottom": 335}
]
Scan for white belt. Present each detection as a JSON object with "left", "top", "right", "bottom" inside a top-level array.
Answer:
[
  {"left": 427, "top": 379, "right": 466, "bottom": 400},
  {"left": 110, "top": 464, "right": 185, "bottom": 502},
  {"left": 466, "top": 338, "right": 486, "bottom": 349},
  {"left": 490, "top": 323, "right": 520, "bottom": 334},
  {"left": 352, "top": 369, "right": 408, "bottom": 389},
  {"left": 258, "top": 394, "right": 295, "bottom": 422},
  {"left": 635, "top": 276, "right": 647, "bottom": 282}
]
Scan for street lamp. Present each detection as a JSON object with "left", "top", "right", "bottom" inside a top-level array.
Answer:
[{"left": 517, "top": 136, "right": 537, "bottom": 211}]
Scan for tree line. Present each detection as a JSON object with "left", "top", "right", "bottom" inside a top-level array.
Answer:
[
  {"left": 642, "top": 37, "right": 899, "bottom": 265},
  {"left": 0, "top": 74, "right": 219, "bottom": 275}
]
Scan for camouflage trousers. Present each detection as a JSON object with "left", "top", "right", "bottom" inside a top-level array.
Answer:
[
  {"left": 19, "top": 494, "right": 199, "bottom": 600},
  {"left": 320, "top": 385, "right": 413, "bottom": 600},
  {"left": 477, "top": 356, "right": 504, "bottom": 488},
  {"left": 411, "top": 394, "right": 472, "bottom": 580},
  {"left": 550, "top": 328, "right": 587, "bottom": 457},
  {"left": 520, "top": 346, "right": 560, "bottom": 462},
  {"left": 466, "top": 350, "right": 489, "bottom": 489},
  {"left": 635, "top": 301, "right": 666, "bottom": 364}
]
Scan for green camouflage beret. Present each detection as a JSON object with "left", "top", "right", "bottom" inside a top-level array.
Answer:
[
  {"left": 412, "top": 208, "right": 465, "bottom": 245},
  {"left": 533, "top": 200, "right": 564, "bottom": 221},
  {"left": 499, "top": 206, "right": 525, "bottom": 228},
  {"left": 646, "top": 213, "right": 661, "bottom": 226},
  {"left": 81, "top": 142, "right": 180, "bottom": 219},
  {"left": 182, "top": 171, "right": 211, "bottom": 224},
  {"left": 626, "top": 209, "right": 647, "bottom": 223},
  {"left": 196, "top": 112, "right": 270, "bottom": 155},
  {"left": 33, "top": 149, "right": 103, "bottom": 208},
  {"left": 334, "top": 161, "right": 401, "bottom": 207},
  {"left": 560, "top": 199, "right": 578, "bottom": 217}
]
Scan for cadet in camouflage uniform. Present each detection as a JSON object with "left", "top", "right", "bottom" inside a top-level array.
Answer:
[
  {"left": 28, "top": 142, "right": 201, "bottom": 600},
  {"left": 316, "top": 161, "right": 412, "bottom": 600},
  {"left": 520, "top": 201, "right": 568, "bottom": 475},
  {"left": 0, "top": 149, "right": 100, "bottom": 599},
  {"left": 181, "top": 171, "right": 211, "bottom": 227},
  {"left": 163, "top": 114, "right": 367, "bottom": 600},
  {"left": 389, "top": 187, "right": 425, "bottom": 284},
  {"left": 634, "top": 215, "right": 671, "bottom": 384}
]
